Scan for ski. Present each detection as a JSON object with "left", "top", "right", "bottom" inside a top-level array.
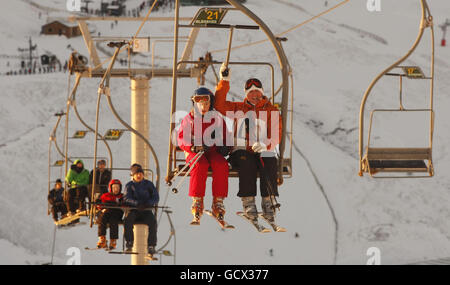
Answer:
[
  {"left": 190, "top": 219, "right": 200, "bottom": 225},
  {"left": 108, "top": 250, "right": 139, "bottom": 255},
  {"left": 145, "top": 254, "right": 159, "bottom": 261},
  {"left": 236, "top": 211, "right": 271, "bottom": 233},
  {"left": 54, "top": 210, "right": 88, "bottom": 227},
  {"left": 84, "top": 246, "right": 110, "bottom": 251},
  {"left": 204, "top": 210, "right": 235, "bottom": 229},
  {"left": 258, "top": 213, "right": 287, "bottom": 232},
  {"left": 54, "top": 216, "right": 80, "bottom": 226}
]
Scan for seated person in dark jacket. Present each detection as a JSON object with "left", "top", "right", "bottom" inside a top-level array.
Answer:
[
  {"left": 123, "top": 164, "right": 159, "bottom": 256},
  {"left": 48, "top": 179, "right": 68, "bottom": 222},
  {"left": 89, "top": 159, "right": 112, "bottom": 209}
]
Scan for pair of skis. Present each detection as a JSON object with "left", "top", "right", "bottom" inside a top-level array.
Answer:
[
  {"left": 190, "top": 209, "right": 235, "bottom": 229},
  {"left": 189, "top": 210, "right": 286, "bottom": 233},
  {"left": 237, "top": 212, "right": 287, "bottom": 233}
]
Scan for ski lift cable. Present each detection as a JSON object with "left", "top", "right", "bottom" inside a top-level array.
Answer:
[{"left": 208, "top": 0, "right": 350, "bottom": 54}]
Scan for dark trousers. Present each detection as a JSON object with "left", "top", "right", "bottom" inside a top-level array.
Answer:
[
  {"left": 230, "top": 150, "right": 279, "bottom": 198},
  {"left": 124, "top": 210, "right": 157, "bottom": 247},
  {"left": 51, "top": 203, "right": 68, "bottom": 221},
  {"left": 67, "top": 186, "right": 88, "bottom": 213},
  {"left": 97, "top": 209, "right": 123, "bottom": 239}
]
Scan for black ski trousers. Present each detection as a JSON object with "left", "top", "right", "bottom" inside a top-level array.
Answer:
[
  {"left": 67, "top": 186, "right": 88, "bottom": 213},
  {"left": 230, "top": 150, "right": 279, "bottom": 198},
  {"left": 97, "top": 209, "right": 123, "bottom": 239},
  {"left": 51, "top": 203, "right": 68, "bottom": 221},
  {"left": 123, "top": 209, "right": 157, "bottom": 247}
]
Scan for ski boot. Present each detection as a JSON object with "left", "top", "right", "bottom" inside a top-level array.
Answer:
[
  {"left": 125, "top": 241, "right": 133, "bottom": 253},
  {"left": 241, "top": 196, "right": 258, "bottom": 221},
  {"left": 212, "top": 197, "right": 226, "bottom": 220},
  {"left": 148, "top": 246, "right": 156, "bottom": 258},
  {"left": 109, "top": 239, "right": 117, "bottom": 250},
  {"left": 261, "top": 196, "right": 286, "bottom": 232},
  {"left": 190, "top": 197, "right": 204, "bottom": 225},
  {"left": 97, "top": 236, "right": 108, "bottom": 249},
  {"left": 261, "top": 196, "right": 276, "bottom": 223}
]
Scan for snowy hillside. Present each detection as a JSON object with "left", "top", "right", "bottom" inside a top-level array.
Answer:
[{"left": 1, "top": 0, "right": 450, "bottom": 265}]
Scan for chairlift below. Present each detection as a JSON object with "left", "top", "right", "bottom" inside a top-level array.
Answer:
[{"left": 359, "top": 0, "right": 435, "bottom": 178}]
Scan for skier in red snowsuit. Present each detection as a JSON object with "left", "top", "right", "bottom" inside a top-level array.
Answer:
[
  {"left": 96, "top": 179, "right": 123, "bottom": 250},
  {"left": 177, "top": 87, "right": 232, "bottom": 224}
]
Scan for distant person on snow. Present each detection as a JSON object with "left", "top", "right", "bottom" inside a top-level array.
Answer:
[
  {"left": 48, "top": 179, "right": 68, "bottom": 222},
  {"left": 65, "top": 159, "right": 90, "bottom": 215},
  {"left": 96, "top": 179, "right": 124, "bottom": 250},
  {"left": 123, "top": 164, "right": 159, "bottom": 257},
  {"left": 177, "top": 87, "right": 231, "bottom": 224},
  {"left": 214, "top": 63, "right": 282, "bottom": 225}
]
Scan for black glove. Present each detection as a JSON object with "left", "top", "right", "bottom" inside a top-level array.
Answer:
[
  {"left": 217, "top": 146, "right": 231, "bottom": 157},
  {"left": 220, "top": 63, "right": 230, "bottom": 81}
]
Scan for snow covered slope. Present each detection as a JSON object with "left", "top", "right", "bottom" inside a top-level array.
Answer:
[{"left": 1, "top": 0, "right": 450, "bottom": 265}]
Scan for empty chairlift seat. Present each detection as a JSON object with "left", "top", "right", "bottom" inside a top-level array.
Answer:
[{"left": 362, "top": 147, "right": 433, "bottom": 176}]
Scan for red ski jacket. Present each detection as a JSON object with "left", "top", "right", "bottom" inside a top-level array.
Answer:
[
  {"left": 177, "top": 109, "right": 231, "bottom": 156},
  {"left": 97, "top": 192, "right": 123, "bottom": 210}
]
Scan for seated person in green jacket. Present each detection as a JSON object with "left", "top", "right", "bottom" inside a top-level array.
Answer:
[{"left": 65, "top": 159, "right": 90, "bottom": 215}]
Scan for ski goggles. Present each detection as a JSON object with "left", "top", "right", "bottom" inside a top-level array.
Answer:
[
  {"left": 245, "top": 78, "right": 263, "bottom": 91},
  {"left": 192, "top": 95, "right": 211, "bottom": 103}
]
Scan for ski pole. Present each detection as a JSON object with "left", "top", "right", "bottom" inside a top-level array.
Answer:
[
  {"left": 172, "top": 150, "right": 205, "bottom": 194},
  {"left": 257, "top": 154, "right": 281, "bottom": 211},
  {"left": 168, "top": 150, "right": 203, "bottom": 185}
]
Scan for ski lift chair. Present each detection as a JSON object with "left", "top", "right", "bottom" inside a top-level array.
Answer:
[{"left": 359, "top": 0, "right": 435, "bottom": 178}]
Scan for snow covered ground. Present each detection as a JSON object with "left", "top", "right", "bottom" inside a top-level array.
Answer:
[{"left": 1, "top": 0, "right": 450, "bottom": 265}]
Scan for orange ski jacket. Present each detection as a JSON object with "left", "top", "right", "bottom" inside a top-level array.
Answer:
[{"left": 214, "top": 80, "right": 282, "bottom": 152}]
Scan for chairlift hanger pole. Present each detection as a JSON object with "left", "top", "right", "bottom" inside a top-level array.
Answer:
[
  {"left": 70, "top": 72, "right": 113, "bottom": 170},
  {"left": 48, "top": 114, "right": 65, "bottom": 215},
  {"left": 90, "top": 44, "right": 123, "bottom": 227}
]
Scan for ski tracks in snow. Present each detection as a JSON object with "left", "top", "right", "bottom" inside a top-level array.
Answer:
[{"left": 291, "top": 139, "right": 339, "bottom": 264}]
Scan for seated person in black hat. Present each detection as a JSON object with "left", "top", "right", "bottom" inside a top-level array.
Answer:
[
  {"left": 48, "top": 179, "right": 68, "bottom": 222},
  {"left": 122, "top": 164, "right": 159, "bottom": 257}
]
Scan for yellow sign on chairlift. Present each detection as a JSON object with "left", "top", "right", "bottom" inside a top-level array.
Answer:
[
  {"left": 53, "top": 160, "right": 64, "bottom": 166},
  {"left": 132, "top": 37, "right": 150, "bottom": 53},
  {"left": 402, "top": 66, "right": 425, "bottom": 79},
  {"left": 72, "top": 130, "right": 87, "bottom": 139},
  {"left": 104, "top": 129, "right": 124, "bottom": 140},
  {"left": 191, "top": 8, "right": 228, "bottom": 26}
]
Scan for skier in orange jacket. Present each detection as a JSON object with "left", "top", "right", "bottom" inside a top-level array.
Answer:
[{"left": 214, "top": 63, "right": 282, "bottom": 225}]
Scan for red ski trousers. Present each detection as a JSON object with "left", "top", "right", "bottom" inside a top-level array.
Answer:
[{"left": 186, "top": 150, "right": 229, "bottom": 198}]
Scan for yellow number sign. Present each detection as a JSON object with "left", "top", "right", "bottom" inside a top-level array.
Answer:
[
  {"left": 191, "top": 8, "right": 228, "bottom": 26},
  {"left": 105, "top": 129, "right": 124, "bottom": 140},
  {"left": 73, "top": 130, "right": 87, "bottom": 139},
  {"left": 402, "top": 66, "right": 425, "bottom": 79}
]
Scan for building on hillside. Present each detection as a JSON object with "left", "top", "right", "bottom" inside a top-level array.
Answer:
[{"left": 41, "top": 21, "right": 81, "bottom": 38}]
